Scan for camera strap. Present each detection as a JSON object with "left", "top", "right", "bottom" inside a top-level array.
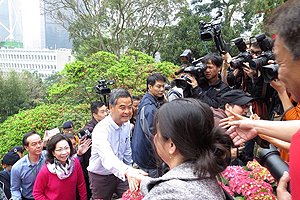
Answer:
[{"left": 139, "top": 105, "right": 154, "bottom": 143}]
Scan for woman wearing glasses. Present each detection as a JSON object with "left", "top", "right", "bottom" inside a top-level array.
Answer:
[{"left": 33, "top": 134, "right": 87, "bottom": 200}]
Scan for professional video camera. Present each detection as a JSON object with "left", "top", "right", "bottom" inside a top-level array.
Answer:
[
  {"left": 262, "top": 64, "right": 279, "bottom": 83},
  {"left": 174, "top": 49, "right": 207, "bottom": 91},
  {"left": 95, "top": 79, "right": 115, "bottom": 106},
  {"left": 199, "top": 11, "right": 229, "bottom": 54},
  {"left": 249, "top": 34, "right": 275, "bottom": 70},
  {"left": 257, "top": 145, "right": 290, "bottom": 192},
  {"left": 229, "top": 37, "right": 253, "bottom": 69}
]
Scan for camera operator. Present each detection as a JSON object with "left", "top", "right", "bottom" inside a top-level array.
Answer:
[
  {"left": 223, "top": 1, "right": 300, "bottom": 198},
  {"left": 225, "top": 39, "right": 276, "bottom": 119},
  {"left": 187, "top": 53, "right": 231, "bottom": 108}
]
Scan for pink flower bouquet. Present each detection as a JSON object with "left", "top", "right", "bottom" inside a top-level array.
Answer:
[
  {"left": 219, "top": 159, "right": 277, "bottom": 199},
  {"left": 122, "top": 189, "right": 144, "bottom": 200}
]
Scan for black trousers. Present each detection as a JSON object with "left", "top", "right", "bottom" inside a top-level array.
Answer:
[{"left": 88, "top": 172, "right": 128, "bottom": 200}]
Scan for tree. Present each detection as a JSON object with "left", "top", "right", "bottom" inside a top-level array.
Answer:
[
  {"left": 160, "top": 0, "right": 284, "bottom": 64},
  {"left": 42, "top": 0, "right": 188, "bottom": 59},
  {"left": 0, "top": 71, "right": 46, "bottom": 122},
  {"left": 47, "top": 49, "right": 179, "bottom": 105}
]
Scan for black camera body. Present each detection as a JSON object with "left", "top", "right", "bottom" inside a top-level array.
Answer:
[
  {"left": 249, "top": 34, "right": 275, "bottom": 70},
  {"left": 249, "top": 50, "right": 275, "bottom": 70},
  {"left": 199, "top": 11, "right": 229, "bottom": 54},
  {"left": 262, "top": 64, "right": 279, "bottom": 83},
  {"left": 229, "top": 37, "right": 253, "bottom": 69},
  {"left": 175, "top": 64, "right": 207, "bottom": 90},
  {"left": 78, "top": 129, "right": 92, "bottom": 139}
]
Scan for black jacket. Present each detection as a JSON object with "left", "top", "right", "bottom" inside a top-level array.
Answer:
[
  {"left": 0, "top": 170, "right": 11, "bottom": 199},
  {"left": 80, "top": 117, "right": 98, "bottom": 177},
  {"left": 191, "top": 77, "right": 231, "bottom": 108}
]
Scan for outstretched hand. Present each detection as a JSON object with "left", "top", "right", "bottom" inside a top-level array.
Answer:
[
  {"left": 219, "top": 110, "right": 248, "bottom": 129},
  {"left": 125, "top": 168, "right": 148, "bottom": 191},
  {"left": 77, "top": 138, "right": 92, "bottom": 156},
  {"left": 225, "top": 120, "right": 259, "bottom": 146}
]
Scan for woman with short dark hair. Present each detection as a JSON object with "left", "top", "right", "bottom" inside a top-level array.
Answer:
[
  {"left": 33, "top": 134, "right": 87, "bottom": 200},
  {"left": 139, "top": 98, "right": 232, "bottom": 199}
]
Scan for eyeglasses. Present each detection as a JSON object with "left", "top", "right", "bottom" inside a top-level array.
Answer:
[
  {"left": 55, "top": 146, "right": 70, "bottom": 153},
  {"left": 249, "top": 49, "right": 262, "bottom": 56}
]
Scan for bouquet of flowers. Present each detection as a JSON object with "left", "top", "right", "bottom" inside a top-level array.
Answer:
[
  {"left": 219, "top": 159, "right": 277, "bottom": 199},
  {"left": 122, "top": 189, "right": 144, "bottom": 200}
]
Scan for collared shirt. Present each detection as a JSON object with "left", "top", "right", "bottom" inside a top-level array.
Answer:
[
  {"left": 87, "top": 115, "right": 132, "bottom": 181},
  {"left": 10, "top": 150, "right": 46, "bottom": 200}
]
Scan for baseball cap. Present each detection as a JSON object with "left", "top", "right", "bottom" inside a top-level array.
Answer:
[
  {"left": 9, "top": 146, "right": 24, "bottom": 154},
  {"left": 62, "top": 121, "right": 73, "bottom": 129},
  {"left": 2, "top": 151, "right": 20, "bottom": 165},
  {"left": 221, "top": 90, "right": 253, "bottom": 105}
]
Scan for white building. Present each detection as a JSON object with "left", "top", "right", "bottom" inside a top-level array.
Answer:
[{"left": 0, "top": 48, "right": 74, "bottom": 78}]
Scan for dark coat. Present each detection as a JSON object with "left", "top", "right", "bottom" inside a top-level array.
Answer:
[
  {"left": 131, "top": 92, "right": 159, "bottom": 169},
  {"left": 191, "top": 77, "right": 231, "bottom": 108},
  {"left": 0, "top": 170, "right": 11, "bottom": 199}
]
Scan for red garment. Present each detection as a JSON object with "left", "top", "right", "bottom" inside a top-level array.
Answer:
[
  {"left": 33, "top": 158, "right": 87, "bottom": 200},
  {"left": 290, "top": 129, "right": 300, "bottom": 199}
]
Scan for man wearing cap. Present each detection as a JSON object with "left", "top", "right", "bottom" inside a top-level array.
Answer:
[
  {"left": 0, "top": 151, "right": 20, "bottom": 199},
  {"left": 9, "top": 146, "right": 24, "bottom": 158},
  {"left": 62, "top": 121, "right": 79, "bottom": 143},
  {"left": 212, "top": 89, "right": 253, "bottom": 125},
  {"left": 212, "top": 89, "right": 253, "bottom": 165},
  {"left": 11, "top": 131, "right": 46, "bottom": 200}
]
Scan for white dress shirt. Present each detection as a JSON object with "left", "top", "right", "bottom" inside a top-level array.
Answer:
[{"left": 87, "top": 114, "right": 132, "bottom": 181}]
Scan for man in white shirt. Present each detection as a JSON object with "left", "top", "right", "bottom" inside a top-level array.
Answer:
[{"left": 88, "top": 88, "right": 147, "bottom": 200}]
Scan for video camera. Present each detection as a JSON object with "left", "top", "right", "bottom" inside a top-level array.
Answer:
[
  {"left": 249, "top": 34, "right": 275, "bottom": 70},
  {"left": 95, "top": 79, "right": 115, "bottom": 107},
  {"left": 174, "top": 49, "right": 207, "bottom": 91},
  {"left": 229, "top": 37, "right": 253, "bottom": 69},
  {"left": 199, "top": 11, "right": 229, "bottom": 54},
  {"left": 95, "top": 79, "right": 115, "bottom": 95}
]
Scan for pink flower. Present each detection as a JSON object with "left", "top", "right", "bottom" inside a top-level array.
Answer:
[{"left": 122, "top": 189, "right": 144, "bottom": 200}]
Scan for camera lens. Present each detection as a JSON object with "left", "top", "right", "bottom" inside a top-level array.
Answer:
[
  {"left": 258, "top": 146, "right": 290, "bottom": 192},
  {"left": 249, "top": 56, "right": 268, "bottom": 70}
]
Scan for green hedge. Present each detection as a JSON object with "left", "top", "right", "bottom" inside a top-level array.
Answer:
[{"left": 0, "top": 103, "right": 90, "bottom": 159}]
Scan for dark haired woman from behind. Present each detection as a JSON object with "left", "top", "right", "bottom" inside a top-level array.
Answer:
[
  {"left": 137, "top": 98, "right": 233, "bottom": 199},
  {"left": 33, "top": 134, "right": 87, "bottom": 200}
]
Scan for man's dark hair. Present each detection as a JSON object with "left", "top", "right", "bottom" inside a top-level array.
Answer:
[
  {"left": 109, "top": 88, "right": 132, "bottom": 107},
  {"left": 265, "top": 0, "right": 300, "bottom": 60},
  {"left": 202, "top": 53, "right": 223, "bottom": 67},
  {"left": 22, "top": 131, "right": 42, "bottom": 147},
  {"left": 132, "top": 96, "right": 141, "bottom": 101},
  {"left": 46, "top": 134, "right": 74, "bottom": 164},
  {"left": 90, "top": 101, "right": 104, "bottom": 115},
  {"left": 146, "top": 73, "right": 166, "bottom": 91}
]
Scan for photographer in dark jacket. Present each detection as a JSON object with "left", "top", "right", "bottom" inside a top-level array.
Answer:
[
  {"left": 186, "top": 53, "right": 231, "bottom": 108},
  {"left": 79, "top": 101, "right": 108, "bottom": 200}
]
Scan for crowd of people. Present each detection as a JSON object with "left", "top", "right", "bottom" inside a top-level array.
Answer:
[{"left": 1, "top": 0, "right": 300, "bottom": 199}]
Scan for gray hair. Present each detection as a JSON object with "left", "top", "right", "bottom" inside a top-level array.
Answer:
[
  {"left": 108, "top": 88, "right": 132, "bottom": 106},
  {"left": 265, "top": 0, "right": 300, "bottom": 60}
]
